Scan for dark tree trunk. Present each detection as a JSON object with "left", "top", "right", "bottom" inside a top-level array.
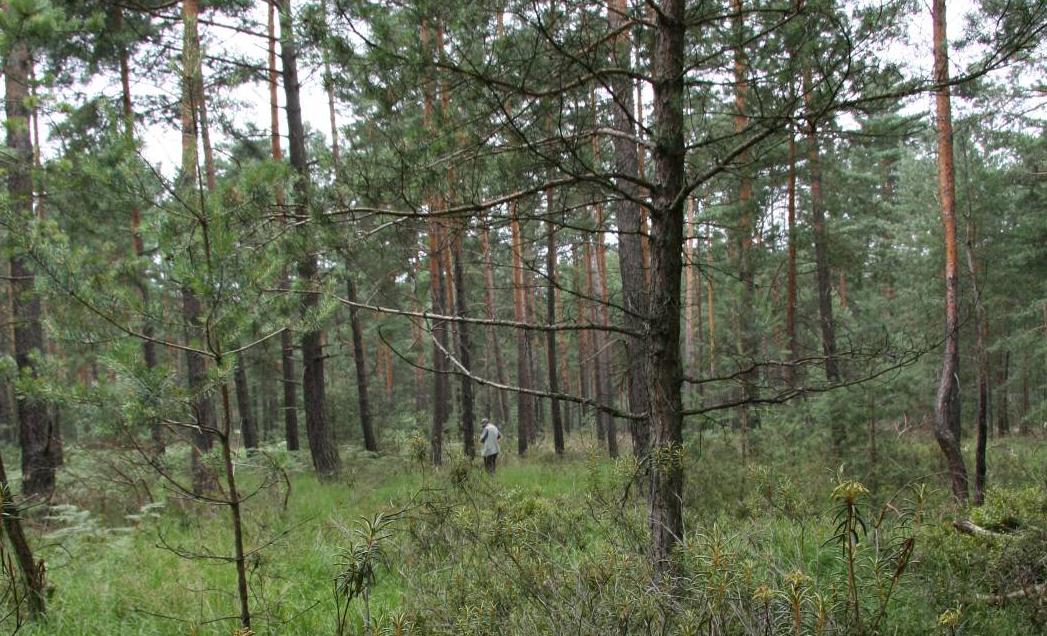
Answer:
[
  {"left": 785, "top": 130, "right": 799, "bottom": 386},
  {"left": 426, "top": 218, "right": 450, "bottom": 465},
  {"left": 608, "top": 0, "right": 650, "bottom": 460},
  {"left": 997, "top": 350, "right": 1010, "bottom": 435},
  {"left": 804, "top": 68, "right": 843, "bottom": 455},
  {"left": 346, "top": 275, "right": 378, "bottom": 452},
  {"left": 647, "top": 0, "right": 686, "bottom": 573},
  {"left": 280, "top": 0, "right": 341, "bottom": 478},
  {"left": 451, "top": 228, "right": 476, "bottom": 458},
  {"left": 0, "top": 451, "right": 44, "bottom": 618},
  {"left": 591, "top": 224, "right": 618, "bottom": 458},
  {"left": 545, "top": 200, "right": 564, "bottom": 456},
  {"left": 234, "top": 353, "right": 258, "bottom": 451},
  {"left": 932, "top": 0, "right": 969, "bottom": 503},
  {"left": 269, "top": 0, "right": 299, "bottom": 451},
  {"left": 6, "top": 27, "right": 58, "bottom": 499},
  {"left": 183, "top": 290, "right": 217, "bottom": 495}
]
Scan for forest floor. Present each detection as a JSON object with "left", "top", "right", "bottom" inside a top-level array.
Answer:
[{"left": 6, "top": 425, "right": 1047, "bottom": 635}]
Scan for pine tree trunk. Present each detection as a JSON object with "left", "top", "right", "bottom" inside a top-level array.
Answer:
[
  {"left": 545, "top": 197, "right": 564, "bottom": 456},
  {"left": 647, "top": 0, "right": 686, "bottom": 572},
  {"left": 997, "top": 350, "right": 1010, "bottom": 435},
  {"left": 572, "top": 242, "right": 593, "bottom": 430},
  {"left": 5, "top": 31, "right": 58, "bottom": 499},
  {"left": 785, "top": 130, "right": 799, "bottom": 386},
  {"left": 480, "top": 224, "right": 511, "bottom": 424},
  {"left": 591, "top": 218, "right": 618, "bottom": 458},
  {"left": 804, "top": 67, "right": 843, "bottom": 454},
  {"left": 0, "top": 451, "right": 44, "bottom": 617},
  {"left": 117, "top": 8, "right": 163, "bottom": 452},
  {"left": 346, "top": 276, "right": 377, "bottom": 452},
  {"left": 234, "top": 354, "right": 259, "bottom": 451},
  {"left": 280, "top": 0, "right": 340, "bottom": 477},
  {"left": 733, "top": 0, "right": 758, "bottom": 457},
  {"left": 269, "top": 0, "right": 300, "bottom": 451},
  {"left": 451, "top": 227, "right": 476, "bottom": 458},
  {"left": 511, "top": 204, "right": 535, "bottom": 453},
  {"left": 608, "top": 0, "right": 649, "bottom": 459},
  {"left": 932, "top": 0, "right": 969, "bottom": 503}
]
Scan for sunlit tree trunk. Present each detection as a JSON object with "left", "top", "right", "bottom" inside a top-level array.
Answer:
[
  {"left": 480, "top": 224, "right": 511, "bottom": 423},
  {"left": 732, "top": 0, "right": 757, "bottom": 458},
  {"left": 932, "top": 0, "right": 969, "bottom": 503},
  {"left": 511, "top": 203, "right": 535, "bottom": 453}
]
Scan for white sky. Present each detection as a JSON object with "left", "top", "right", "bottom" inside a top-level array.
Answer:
[{"left": 36, "top": 1, "right": 1039, "bottom": 175}]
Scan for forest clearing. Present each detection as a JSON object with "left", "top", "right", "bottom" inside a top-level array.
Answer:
[{"left": 0, "top": 0, "right": 1045, "bottom": 634}]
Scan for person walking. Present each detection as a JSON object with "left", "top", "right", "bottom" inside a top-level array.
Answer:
[{"left": 479, "top": 418, "right": 502, "bottom": 475}]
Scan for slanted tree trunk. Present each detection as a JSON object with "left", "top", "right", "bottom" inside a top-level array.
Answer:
[
  {"left": 269, "top": 0, "right": 299, "bottom": 451},
  {"left": 346, "top": 276, "right": 378, "bottom": 452},
  {"left": 647, "top": 0, "right": 686, "bottom": 572},
  {"left": 932, "top": 0, "right": 969, "bottom": 503},
  {"left": 5, "top": 24, "right": 58, "bottom": 499},
  {"left": 510, "top": 204, "right": 535, "bottom": 454},
  {"left": 0, "top": 451, "right": 44, "bottom": 617},
  {"left": 234, "top": 353, "right": 258, "bottom": 451},
  {"left": 608, "top": 0, "right": 649, "bottom": 460},
  {"left": 280, "top": 0, "right": 340, "bottom": 477}
]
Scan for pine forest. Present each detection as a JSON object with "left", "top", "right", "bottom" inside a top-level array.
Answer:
[{"left": 0, "top": 0, "right": 1046, "bottom": 634}]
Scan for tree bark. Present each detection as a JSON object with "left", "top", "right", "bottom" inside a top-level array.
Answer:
[
  {"left": 785, "top": 129, "right": 799, "bottom": 386},
  {"left": 451, "top": 226, "right": 476, "bottom": 458},
  {"left": 804, "top": 66, "right": 843, "bottom": 454},
  {"left": 0, "top": 450, "right": 44, "bottom": 618},
  {"left": 732, "top": 0, "right": 758, "bottom": 457},
  {"left": 932, "top": 0, "right": 969, "bottom": 503},
  {"left": 545, "top": 194, "right": 564, "bottom": 456},
  {"left": 591, "top": 217, "right": 618, "bottom": 458},
  {"left": 346, "top": 275, "right": 377, "bottom": 452},
  {"left": 5, "top": 26, "right": 58, "bottom": 499},
  {"left": 280, "top": 0, "right": 341, "bottom": 477},
  {"left": 647, "top": 0, "right": 686, "bottom": 573},
  {"left": 996, "top": 350, "right": 1009, "bottom": 435},
  {"left": 480, "top": 224, "right": 511, "bottom": 424},
  {"left": 269, "top": 0, "right": 300, "bottom": 451},
  {"left": 234, "top": 353, "right": 258, "bottom": 451},
  {"left": 510, "top": 204, "right": 535, "bottom": 454},
  {"left": 608, "top": 0, "right": 650, "bottom": 460},
  {"left": 116, "top": 8, "right": 163, "bottom": 451}
]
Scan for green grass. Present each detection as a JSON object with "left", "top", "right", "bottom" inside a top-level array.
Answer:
[{"left": 4, "top": 429, "right": 1045, "bottom": 634}]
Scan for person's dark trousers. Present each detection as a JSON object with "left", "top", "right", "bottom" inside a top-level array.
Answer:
[{"left": 484, "top": 453, "right": 498, "bottom": 475}]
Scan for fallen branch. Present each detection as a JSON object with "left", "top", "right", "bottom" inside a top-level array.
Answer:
[
  {"left": 953, "top": 519, "right": 1011, "bottom": 539},
  {"left": 975, "top": 582, "right": 1047, "bottom": 605}
]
